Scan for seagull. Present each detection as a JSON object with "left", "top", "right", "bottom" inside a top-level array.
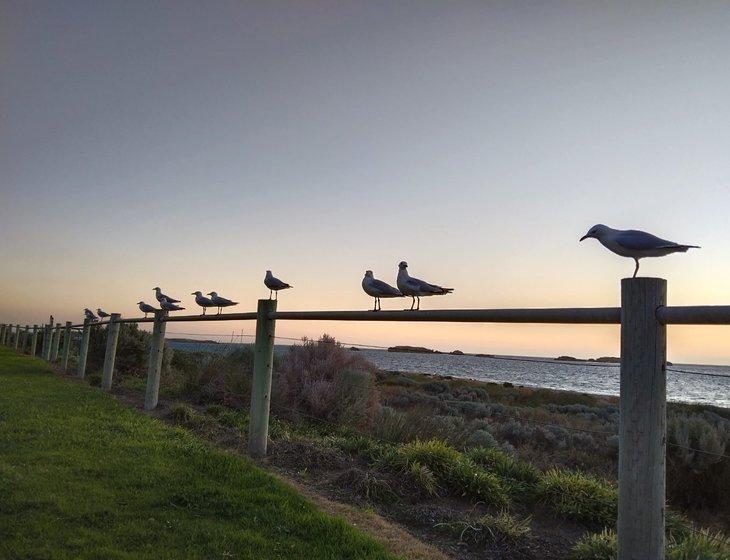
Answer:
[
  {"left": 264, "top": 270, "right": 292, "bottom": 300},
  {"left": 362, "top": 270, "right": 402, "bottom": 311},
  {"left": 207, "top": 292, "right": 238, "bottom": 314},
  {"left": 137, "top": 301, "right": 158, "bottom": 318},
  {"left": 97, "top": 308, "right": 111, "bottom": 319},
  {"left": 84, "top": 308, "right": 98, "bottom": 322},
  {"left": 160, "top": 298, "right": 185, "bottom": 312},
  {"left": 580, "top": 224, "right": 700, "bottom": 278},
  {"left": 153, "top": 287, "right": 180, "bottom": 304},
  {"left": 396, "top": 261, "right": 453, "bottom": 310},
  {"left": 191, "top": 291, "right": 216, "bottom": 315}
]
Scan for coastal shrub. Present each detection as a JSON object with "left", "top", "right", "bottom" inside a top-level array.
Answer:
[
  {"left": 87, "top": 323, "right": 162, "bottom": 378},
  {"left": 538, "top": 469, "right": 617, "bottom": 528},
  {"left": 667, "top": 411, "right": 730, "bottom": 514},
  {"left": 572, "top": 528, "right": 730, "bottom": 560},
  {"left": 335, "top": 468, "right": 398, "bottom": 503},
  {"left": 571, "top": 529, "right": 616, "bottom": 560},
  {"left": 166, "top": 347, "right": 254, "bottom": 407},
  {"left": 467, "top": 447, "right": 541, "bottom": 484},
  {"left": 386, "top": 439, "right": 509, "bottom": 505},
  {"left": 437, "top": 512, "right": 531, "bottom": 545},
  {"left": 423, "top": 381, "right": 451, "bottom": 395},
  {"left": 273, "top": 335, "right": 379, "bottom": 428},
  {"left": 467, "top": 429, "right": 498, "bottom": 449}
]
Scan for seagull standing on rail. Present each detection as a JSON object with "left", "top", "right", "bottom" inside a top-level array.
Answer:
[
  {"left": 264, "top": 270, "right": 292, "bottom": 300},
  {"left": 191, "top": 291, "right": 215, "bottom": 315},
  {"left": 84, "top": 308, "right": 98, "bottom": 322},
  {"left": 153, "top": 287, "right": 180, "bottom": 304},
  {"left": 207, "top": 292, "right": 238, "bottom": 314},
  {"left": 396, "top": 261, "right": 453, "bottom": 310},
  {"left": 137, "top": 301, "right": 158, "bottom": 318},
  {"left": 160, "top": 298, "right": 185, "bottom": 312},
  {"left": 97, "top": 308, "right": 111, "bottom": 319},
  {"left": 362, "top": 270, "right": 402, "bottom": 311},
  {"left": 580, "top": 224, "right": 700, "bottom": 278}
]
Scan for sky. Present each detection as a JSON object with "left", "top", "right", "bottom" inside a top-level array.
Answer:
[{"left": 1, "top": 1, "right": 730, "bottom": 363}]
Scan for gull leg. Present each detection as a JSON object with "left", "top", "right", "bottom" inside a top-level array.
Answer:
[
  {"left": 416, "top": 296, "right": 421, "bottom": 310},
  {"left": 372, "top": 298, "right": 377, "bottom": 312},
  {"left": 269, "top": 289, "right": 273, "bottom": 300},
  {"left": 633, "top": 258, "right": 640, "bottom": 278},
  {"left": 377, "top": 298, "right": 381, "bottom": 311},
  {"left": 409, "top": 297, "right": 415, "bottom": 311}
]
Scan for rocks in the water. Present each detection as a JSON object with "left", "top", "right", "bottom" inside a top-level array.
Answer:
[{"left": 388, "top": 345, "right": 441, "bottom": 354}]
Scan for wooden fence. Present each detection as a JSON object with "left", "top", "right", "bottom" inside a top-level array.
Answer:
[{"left": 3, "top": 277, "right": 730, "bottom": 560}]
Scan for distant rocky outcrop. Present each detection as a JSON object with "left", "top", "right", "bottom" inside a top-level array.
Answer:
[
  {"left": 387, "top": 345, "right": 441, "bottom": 354},
  {"left": 450, "top": 350, "right": 464, "bottom": 355},
  {"left": 595, "top": 356, "right": 621, "bottom": 363},
  {"left": 556, "top": 355, "right": 580, "bottom": 361}
]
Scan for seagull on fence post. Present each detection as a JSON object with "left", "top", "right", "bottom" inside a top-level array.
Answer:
[
  {"left": 207, "top": 292, "right": 238, "bottom": 314},
  {"left": 97, "top": 308, "right": 111, "bottom": 319},
  {"left": 191, "top": 291, "right": 215, "bottom": 315},
  {"left": 580, "top": 224, "right": 700, "bottom": 278},
  {"left": 362, "top": 270, "right": 402, "bottom": 311},
  {"left": 396, "top": 261, "right": 453, "bottom": 310},
  {"left": 84, "top": 308, "right": 98, "bottom": 322},
  {"left": 153, "top": 287, "right": 180, "bottom": 304},
  {"left": 264, "top": 270, "right": 292, "bottom": 300},
  {"left": 137, "top": 301, "right": 158, "bottom": 318},
  {"left": 160, "top": 298, "right": 185, "bottom": 312}
]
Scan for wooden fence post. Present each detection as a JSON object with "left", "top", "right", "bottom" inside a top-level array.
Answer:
[
  {"left": 42, "top": 323, "right": 53, "bottom": 360},
  {"left": 0, "top": 324, "right": 5, "bottom": 345},
  {"left": 22, "top": 325, "right": 30, "bottom": 353},
  {"left": 77, "top": 318, "right": 92, "bottom": 379},
  {"left": 101, "top": 314, "right": 121, "bottom": 391},
  {"left": 144, "top": 311, "right": 167, "bottom": 410},
  {"left": 50, "top": 323, "right": 62, "bottom": 362},
  {"left": 14, "top": 324, "right": 20, "bottom": 350},
  {"left": 248, "top": 299, "right": 278, "bottom": 458},
  {"left": 60, "top": 322, "right": 72, "bottom": 372},
  {"left": 30, "top": 325, "right": 39, "bottom": 357},
  {"left": 619, "top": 278, "right": 667, "bottom": 560}
]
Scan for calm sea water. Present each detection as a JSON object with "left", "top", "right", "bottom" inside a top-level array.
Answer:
[{"left": 168, "top": 341, "right": 730, "bottom": 409}]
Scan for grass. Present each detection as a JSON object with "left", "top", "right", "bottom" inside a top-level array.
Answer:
[
  {"left": 0, "top": 348, "right": 400, "bottom": 560},
  {"left": 571, "top": 528, "right": 730, "bottom": 560}
]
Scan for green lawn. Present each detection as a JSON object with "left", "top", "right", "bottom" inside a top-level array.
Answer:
[{"left": 0, "top": 348, "right": 399, "bottom": 560}]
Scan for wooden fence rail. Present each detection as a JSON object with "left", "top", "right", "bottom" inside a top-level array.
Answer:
[{"left": 2, "top": 276, "right": 730, "bottom": 560}]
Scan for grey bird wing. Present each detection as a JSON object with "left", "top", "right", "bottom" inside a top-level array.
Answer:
[
  {"left": 161, "top": 293, "right": 181, "bottom": 303},
  {"left": 615, "top": 230, "right": 699, "bottom": 251},
  {"left": 195, "top": 295, "right": 214, "bottom": 306},
  {"left": 371, "top": 279, "right": 402, "bottom": 296},
  {"left": 409, "top": 276, "right": 452, "bottom": 294},
  {"left": 267, "top": 277, "right": 290, "bottom": 289},
  {"left": 213, "top": 296, "right": 236, "bottom": 305}
]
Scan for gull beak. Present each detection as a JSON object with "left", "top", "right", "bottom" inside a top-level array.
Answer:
[{"left": 579, "top": 234, "right": 589, "bottom": 242}]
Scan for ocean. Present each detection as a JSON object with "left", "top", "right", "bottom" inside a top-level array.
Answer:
[{"left": 167, "top": 341, "right": 730, "bottom": 409}]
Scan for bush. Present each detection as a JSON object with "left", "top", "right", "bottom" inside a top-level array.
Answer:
[
  {"left": 438, "top": 512, "right": 531, "bottom": 546},
  {"left": 166, "top": 348, "right": 255, "bottom": 407},
  {"left": 87, "top": 323, "right": 166, "bottom": 378},
  {"left": 538, "top": 469, "right": 617, "bottom": 528},
  {"left": 445, "top": 458, "right": 509, "bottom": 507},
  {"left": 571, "top": 529, "right": 616, "bottom": 560},
  {"left": 273, "top": 335, "right": 379, "bottom": 428},
  {"left": 467, "top": 447, "right": 540, "bottom": 484},
  {"left": 467, "top": 429, "right": 498, "bottom": 449}
]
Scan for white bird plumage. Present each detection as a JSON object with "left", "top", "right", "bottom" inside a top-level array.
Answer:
[
  {"left": 84, "top": 308, "right": 98, "bottom": 322},
  {"left": 264, "top": 270, "right": 292, "bottom": 300},
  {"left": 160, "top": 298, "right": 185, "bottom": 312},
  {"left": 362, "top": 270, "right": 402, "bottom": 311},
  {"left": 207, "top": 291, "right": 238, "bottom": 314},
  {"left": 191, "top": 291, "right": 215, "bottom": 315},
  {"left": 153, "top": 287, "right": 180, "bottom": 304},
  {"left": 137, "top": 301, "right": 158, "bottom": 318},
  {"left": 580, "top": 224, "right": 700, "bottom": 277},
  {"left": 396, "top": 261, "right": 453, "bottom": 310}
]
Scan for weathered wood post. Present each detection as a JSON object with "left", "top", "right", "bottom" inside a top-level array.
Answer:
[
  {"left": 50, "top": 322, "right": 62, "bottom": 362},
  {"left": 42, "top": 322, "right": 53, "bottom": 360},
  {"left": 101, "top": 314, "right": 121, "bottom": 391},
  {"left": 60, "top": 322, "right": 72, "bottom": 372},
  {"left": 144, "top": 311, "right": 168, "bottom": 410},
  {"left": 248, "top": 299, "right": 278, "bottom": 458},
  {"left": 0, "top": 324, "right": 5, "bottom": 345},
  {"left": 14, "top": 324, "right": 20, "bottom": 350},
  {"left": 619, "top": 278, "right": 667, "bottom": 560},
  {"left": 30, "top": 325, "right": 39, "bottom": 357},
  {"left": 77, "top": 318, "right": 92, "bottom": 379},
  {"left": 22, "top": 325, "right": 30, "bottom": 353}
]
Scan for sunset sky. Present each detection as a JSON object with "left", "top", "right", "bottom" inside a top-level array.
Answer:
[{"left": 2, "top": 2, "right": 729, "bottom": 363}]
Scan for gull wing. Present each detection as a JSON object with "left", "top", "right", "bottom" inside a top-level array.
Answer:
[
  {"left": 371, "top": 278, "right": 401, "bottom": 296},
  {"left": 614, "top": 230, "right": 680, "bottom": 251}
]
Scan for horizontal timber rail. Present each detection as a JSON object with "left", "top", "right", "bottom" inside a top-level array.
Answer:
[{"left": 61, "top": 305, "right": 730, "bottom": 329}]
